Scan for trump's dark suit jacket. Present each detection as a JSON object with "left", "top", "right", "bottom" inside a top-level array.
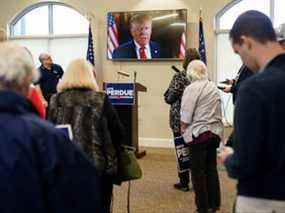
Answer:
[{"left": 112, "top": 40, "right": 161, "bottom": 59}]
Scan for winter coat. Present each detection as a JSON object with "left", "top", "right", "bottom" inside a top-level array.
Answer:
[
  {"left": 164, "top": 71, "right": 190, "bottom": 135},
  {"left": 48, "top": 88, "right": 124, "bottom": 177},
  {"left": 0, "top": 90, "right": 103, "bottom": 213}
]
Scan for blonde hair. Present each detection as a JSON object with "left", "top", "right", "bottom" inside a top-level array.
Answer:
[
  {"left": 186, "top": 60, "right": 208, "bottom": 81},
  {"left": 57, "top": 59, "right": 99, "bottom": 92},
  {"left": 0, "top": 42, "right": 38, "bottom": 85}
]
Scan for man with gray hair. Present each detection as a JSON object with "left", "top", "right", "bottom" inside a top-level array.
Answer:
[
  {"left": 36, "top": 53, "right": 64, "bottom": 103},
  {"left": 0, "top": 42, "right": 103, "bottom": 212},
  {"left": 112, "top": 13, "right": 162, "bottom": 59}
]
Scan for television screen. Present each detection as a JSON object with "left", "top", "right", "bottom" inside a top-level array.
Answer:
[{"left": 107, "top": 9, "right": 187, "bottom": 61}]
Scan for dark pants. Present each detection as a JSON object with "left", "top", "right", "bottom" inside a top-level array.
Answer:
[
  {"left": 102, "top": 176, "right": 113, "bottom": 213},
  {"left": 178, "top": 170, "right": 190, "bottom": 186},
  {"left": 189, "top": 137, "right": 221, "bottom": 213},
  {"left": 173, "top": 132, "right": 190, "bottom": 186}
]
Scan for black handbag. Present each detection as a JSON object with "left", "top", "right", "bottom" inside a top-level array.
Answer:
[{"left": 114, "top": 145, "right": 142, "bottom": 185}]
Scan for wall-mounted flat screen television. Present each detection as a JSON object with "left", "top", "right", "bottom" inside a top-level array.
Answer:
[{"left": 107, "top": 9, "right": 187, "bottom": 61}]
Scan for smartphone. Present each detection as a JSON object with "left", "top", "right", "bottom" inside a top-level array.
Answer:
[{"left": 217, "top": 86, "right": 226, "bottom": 90}]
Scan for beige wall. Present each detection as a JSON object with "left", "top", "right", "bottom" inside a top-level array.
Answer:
[{"left": 0, "top": 0, "right": 232, "bottom": 139}]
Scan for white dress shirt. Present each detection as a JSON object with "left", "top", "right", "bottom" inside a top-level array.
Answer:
[
  {"left": 134, "top": 40, "right": 152, "bottom": 59},
  {"left": 180, "top": 78, "right": 223, "bottom": 143}
]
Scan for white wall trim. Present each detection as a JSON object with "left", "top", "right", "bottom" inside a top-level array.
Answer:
[
  {"left": 10, "top": 34, "right": 88, "bottom": 40},
  {"left": 139, "top": 137, "right": 174, "bottom": 148}
]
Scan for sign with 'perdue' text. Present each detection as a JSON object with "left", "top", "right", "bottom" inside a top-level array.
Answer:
[
  {"left": 104, "top": 83, "right": 135, "bottom": 105},
  {"left": 174, "top": 136, "right": 191, "bottom": 172}
]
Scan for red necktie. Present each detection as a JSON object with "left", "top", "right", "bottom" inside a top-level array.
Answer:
[{"left": 139, "top": 46, "right": 147, "bottom": 60}]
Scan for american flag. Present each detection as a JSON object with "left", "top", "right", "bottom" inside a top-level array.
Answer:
[
  {"left": 107, "top": 13, "right": 119, "bottom": 59},
  {"left": 179, "top": 32, "right": 186, "bottom": 58},
  {"left": 86, "top": 24, "right": 95, "bottom": 65},
  {"left": 199, "top": 15, "right": 207, "bottom": 64}
]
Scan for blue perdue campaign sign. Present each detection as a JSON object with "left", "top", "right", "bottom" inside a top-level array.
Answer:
[
  {"left": 174, "top": 136, "right": 191, "bottom": 172},
  {"left": 105, "top": 83, "right": 135, "bottom": 105}
]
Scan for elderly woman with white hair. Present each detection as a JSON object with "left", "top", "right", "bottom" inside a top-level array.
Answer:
[
  {"left": 48, "top": 58, "right": 125, "bottom": 213},
  {"left": 0, "top": 30, "right": 47, "bottom": 118},
  {"left": 180, "top": 60, "right": 223, "bottom": 213},
  {"left": 0, "top": 42, "right": 105, "bottom": 212}
]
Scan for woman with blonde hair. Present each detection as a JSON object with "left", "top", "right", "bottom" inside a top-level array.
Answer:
[
  {"left": 48, "top": 58, "right": 124, "bottom": 213},
  {"left": 56, "top": 59, "right": 99, "bottom": 92},
  {"left": 181, "top": 60, "right": 223, "bottom": 213}
]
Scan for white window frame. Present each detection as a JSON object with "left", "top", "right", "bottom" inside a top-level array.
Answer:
[
  {"left": 9, "top": 2, "right": 88, "bottom": 40},
  {"left": 214, "top": 0, "right": 277, "bottom": 125},
  {"left": 214, "top": 0, "right": 277, "bottom": 33},
  {"left": 214, "top": 0, "right": 279, "bottom": 82}
]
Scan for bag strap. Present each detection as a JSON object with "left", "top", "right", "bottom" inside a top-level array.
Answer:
[
  {"left": 127, "top": 181, "right": 131, "bottom": 213},
  {"left": 196, "top": 80, "right": 209, "bottom": 104}
]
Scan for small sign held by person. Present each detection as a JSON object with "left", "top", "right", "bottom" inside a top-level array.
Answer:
[{"left": 174, "top": 136, "right": 190, "bottom": 172}]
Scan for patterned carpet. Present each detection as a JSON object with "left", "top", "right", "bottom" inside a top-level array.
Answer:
[{"left": 113, "top": 146, "right": 236, "bottom": 213}]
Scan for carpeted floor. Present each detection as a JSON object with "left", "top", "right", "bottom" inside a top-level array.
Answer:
[{"left": 112, "top": 146, "right": 236, "bottom": 213}]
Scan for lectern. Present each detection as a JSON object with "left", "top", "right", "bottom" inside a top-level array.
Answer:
[{"left": 104, "top": 82, "right": 147, "bottom": 158}]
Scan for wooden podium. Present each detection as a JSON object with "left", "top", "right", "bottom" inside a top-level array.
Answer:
[{"left": 104, "top": 82, "right": 147, "bottom": 158}]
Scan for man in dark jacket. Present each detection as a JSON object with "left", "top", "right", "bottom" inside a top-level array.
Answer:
[
  {"left": 219, "top": 11, "right": 285, "bottom": 212},
  {"left": 223, "top": 65, "right": 253, "bottom": 104},
  {"left": 0, "top": 42, "right": 103, "bottom": 213},
  {"left": 112, "top": 13, "right": 162, "bottom": 59},
  {"left": 222, "top": 65, "right": 253, "bottom": 147},
  {"left": 36, "top": 53, "right": 64, "bottom": 103}
]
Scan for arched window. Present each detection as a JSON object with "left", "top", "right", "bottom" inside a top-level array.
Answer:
[
  {"left": 10, "top": 2, "right": 89, "bottom": 69},
  {"left": 274, "top": 0, "right": 285, "bottom": 28},
  {"left": 217, "top": 0, "right": 270, "bottom": 30},
  {"left": 215, "top": 0, "right": 281, "bottom": 124}
]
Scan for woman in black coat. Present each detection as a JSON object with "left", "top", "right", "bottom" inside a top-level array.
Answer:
[
  {"left": 48, "top": 59, "right": 124, "bottom": 213},
  {"left": 164, "top": 48, "right": 201, "bottom": 191}
]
